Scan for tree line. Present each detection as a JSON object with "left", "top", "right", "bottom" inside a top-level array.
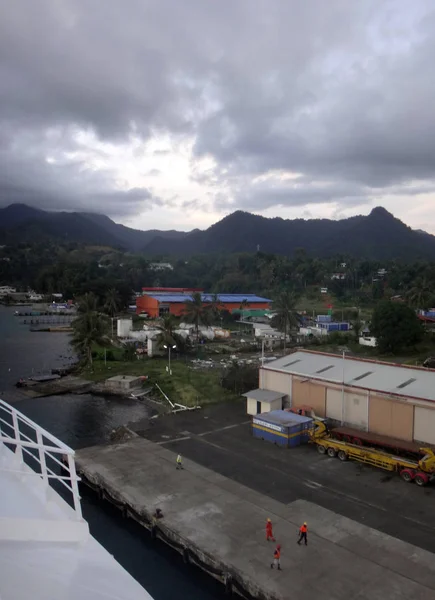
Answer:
[{"left": 2, "top": 242, "right": 435, "bottom": 309}]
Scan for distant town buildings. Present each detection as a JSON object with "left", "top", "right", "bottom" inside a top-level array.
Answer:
[
  {"left": 136, "top": 287, "right": 272, "bottom": 318},
  {"left": 0, "top": 286, "right": 16, "bottom": 296},
  {"left": 149, "top": 262, "right": 174, "bottom": 271}
]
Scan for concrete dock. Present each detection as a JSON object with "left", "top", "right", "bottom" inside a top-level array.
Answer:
[{"left": 76, "top": 437, "right": 435, "bottom": 600}]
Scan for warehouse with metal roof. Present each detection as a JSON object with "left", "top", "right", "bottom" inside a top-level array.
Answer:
[
  {"left": 255, "top": 350, "right": 435, "bottom": 446},
  {"left": 136, "top": 287, "right": 271, "bottom": 318}
]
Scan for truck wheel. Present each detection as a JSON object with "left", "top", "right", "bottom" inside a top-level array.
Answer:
[
  {"left": 327, "top": 447, "right": 337, "bottom": 458},
  {"left": 317, "top": 445, "right": 327, "bottom": 455},
  {"left": 338, "top": 450, "right": 348, "bottom": 461},
  {"left": 414, "top": 472, "right": 429, "bottom": 487},
  {"left": 400, "top": 469, "right": 415, "bottom": 483}
]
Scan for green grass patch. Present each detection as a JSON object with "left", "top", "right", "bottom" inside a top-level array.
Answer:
[{"left": 80, "top": 357, "right": 240, "bottom": 406}]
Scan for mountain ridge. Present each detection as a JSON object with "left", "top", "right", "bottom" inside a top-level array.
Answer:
[{"left": 0, "top": 203, "right": 434, "bottom": 259}]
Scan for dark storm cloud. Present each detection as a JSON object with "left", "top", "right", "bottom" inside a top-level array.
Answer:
[{"left": 1, "top": 0, "right": 434, "bottom": 216}]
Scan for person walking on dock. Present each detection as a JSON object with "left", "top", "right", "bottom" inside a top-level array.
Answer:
[
  {"left": 297, "top": 522, "right": 308, "bottom": 546},
  {"left": 266, "top": 518, "right": 275, "bottom": 542},
  {"left": 176, "top": 454, "right": 183, "bottom": 470},
  {"left": 270, "top": 544, "right": 281, "bottom": 570}
]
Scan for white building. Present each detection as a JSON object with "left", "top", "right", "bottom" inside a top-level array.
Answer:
[
  {"left": 359, "top": 335, "right": 377, "bottom": 347},
  {"left": 149, "top": 262, "right": 174, "bottom": 271},
  {"left": 243, "top": 388, "right": 286, "bottom": 415},
  {"left": 0, "top": 286, "right": 16, "bottom": 296}
]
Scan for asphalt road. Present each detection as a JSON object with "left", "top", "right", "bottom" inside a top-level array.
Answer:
[{"left": 140, "top": 402, "right": 435, "bottom": 553}]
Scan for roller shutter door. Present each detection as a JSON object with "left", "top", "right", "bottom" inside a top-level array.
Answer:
[
  {"left": 292, "top": 378, "right": 308, "bottom": 406},
  {"left": 369, "top": 396, "right": 413, "bottom": 441},
  {"left": 307, "top": 383, "right": 326, "bottom": 416},
  {"left": 414, "top": 406, "right": 435, "bottom": 445},
  {"left": 290, "top": 379, "right": 326, "bottom": 415},
  {"left": 343, "top": 391, "right": 368, "bottom": 430},
  {"left": 326, "top": 388, "right": 342, "bottom": 421}
]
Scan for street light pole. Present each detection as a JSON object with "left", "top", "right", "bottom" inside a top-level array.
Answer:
[{"left": 163, "top": 344, "right": 176, "bottom": 375}]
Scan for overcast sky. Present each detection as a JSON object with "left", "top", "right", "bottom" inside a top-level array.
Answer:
[{"left": 1, "top": 1, "right": 435, "bottom": 232}]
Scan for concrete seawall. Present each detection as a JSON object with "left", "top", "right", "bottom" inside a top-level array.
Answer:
[{"left": 75, "top": 437, "right": 435, "bottom": 600}]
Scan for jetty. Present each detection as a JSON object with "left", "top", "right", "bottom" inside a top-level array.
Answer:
[{"left": 75, "top": 437, "right": 435, "bottom": 600}]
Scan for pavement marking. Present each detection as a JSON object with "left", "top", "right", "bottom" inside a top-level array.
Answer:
[
  {"left": 304, "top": 480, "right": 323, "bottom": 489},
  {"left": 157, "top": 435, "right": 191, "bottom": 445},
  {"left": 197, "top": 420, "right": 251, "bottom": 437},
  {"left": 188, "top": 434, "right": 435, "bottom": 534}
]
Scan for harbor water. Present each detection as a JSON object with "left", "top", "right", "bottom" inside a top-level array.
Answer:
[{"left": 0, "top": 306, "right": 226, "bottom": 600}]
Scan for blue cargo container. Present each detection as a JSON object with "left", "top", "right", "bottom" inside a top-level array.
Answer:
[
  {"left": 252, "top": 410, "right": 313, "bottom": 447},
  {"left": 319, "top": 321, "right": 349, "bottom": 332},
  {"left": 317, "top": 314, "right": 332, "bottom": 323}
]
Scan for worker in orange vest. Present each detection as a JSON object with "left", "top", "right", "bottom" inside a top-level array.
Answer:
[
  {"left": 266, "top": 518, "right": 275, "bottom": 542},
  {"left": 270, "top": 544, "right": 281, "bottom": 570},
  {"left": 297, "top": 522, "right": 308, "bottom": 545}
]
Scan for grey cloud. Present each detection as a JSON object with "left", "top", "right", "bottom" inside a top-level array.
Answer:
[
  {"left": 0, "top": 130, "right": 162, "bottom": 217},
  {"left": 1, "top": 0, "right": 435, "bottom": 217},
  {"left": 217, "top": 179, "right": 371, "bottom": 212}
]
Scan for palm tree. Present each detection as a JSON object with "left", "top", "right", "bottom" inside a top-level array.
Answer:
[
  {"left": 406, "top": 278, "right": 434, "bottom": 310},
  {"left": 183, "top": 292, "right": 212, "bottom": 342},
  {"left": 154, "top": 315, "right": 186, "bottom": 351},
  {"left": 76, "top": 292, "right": 98, "bottom": 313},
  {"left": 210, "top": 293, "right": 224, "bottom": 324},
  {"left": 272, "top": 291, "right": 300, "bottom": 349},
  {"left": 104, "top": 288, "right": 121, "bottom": 318},
  {"left": 71, "top": 310, "right": 110, "bottom": 366}
]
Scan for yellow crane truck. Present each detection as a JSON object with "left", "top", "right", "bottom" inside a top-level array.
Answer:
[{"left": 309, "top": 420, "right": 435, "bottom": 486}]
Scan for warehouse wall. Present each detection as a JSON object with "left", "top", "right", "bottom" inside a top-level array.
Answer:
[
  {"left": 292, "top": 378, "right": 326, "bottom": 416},
  {"left": 326, "top": 388, "right": 342, "bottom": 422},
  {"left": 369, "top": 395, "right": 413, "bottom": 441},
  {"left": 325, "top": 387, "right": 369, "bottom": 431},
  {"left": 260, "top": 370, "right": 291, "bottom": 406},
  {"left": 343, "top": 391, "right": 368, "bottom": 430},
  {"left": 414, "top": 406, "right": 435, "bottom": 445},
  {"left": 262, "top": 367, "right": 435, "bottom": 444}
]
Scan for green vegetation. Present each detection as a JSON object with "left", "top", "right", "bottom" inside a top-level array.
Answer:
[
  {"left": 370, "top": 300, "right": 424, "bottom": 354},
  {"left": 82, "top": 357, "right": 241, "bottom": 406},
  {"left": 272, "top": 290, "right": 299, "bottom": 347}
]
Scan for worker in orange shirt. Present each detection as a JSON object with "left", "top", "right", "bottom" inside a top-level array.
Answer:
[
  {"left": 270, "top": 544, "right": 281, "bottom": 570},
  {"left": 266, "top": 518, "right": 275, "bottom": 542},
  {"left": 297, "top": 522, "right": 308, "bottom": 545}
]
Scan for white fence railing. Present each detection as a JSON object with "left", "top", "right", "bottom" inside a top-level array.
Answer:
[{"left": 0, "top": 399, "right": 82, "bottom": 520}]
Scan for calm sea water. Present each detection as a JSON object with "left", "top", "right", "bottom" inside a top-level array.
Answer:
[{"left": 0, "top": 306, "right": 225, "bottom": 600}]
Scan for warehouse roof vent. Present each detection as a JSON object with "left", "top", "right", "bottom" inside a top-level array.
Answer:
[
  {"left": 282, "top": 359, "right": 301, "bottom": 367},
  {"left": 353, "top": 371, "right": 373, "bottom": 381},
  {"left": 316, "top": 365, "right": 334, "bottom": 374},
  {"left": 396, "top": 377, "right": 417, "bottom": 389}
]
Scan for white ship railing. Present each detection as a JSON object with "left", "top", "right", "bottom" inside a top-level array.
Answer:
[{"left": 0, "top": 398, "right": 82, "bottom": 520}]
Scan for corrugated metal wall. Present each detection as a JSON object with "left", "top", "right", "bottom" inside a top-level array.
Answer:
[
  {"left": 292, "top": 379, "right": 326, "bottom": 416},
  {"left": 369, "top": 395, "right": 413, "bottom": 441},
  {"left": 343, "top": 391, "right": 368, "bottom": 430},
  {"left": 414, "top": 406, "right": 435, "bottom": 445}
]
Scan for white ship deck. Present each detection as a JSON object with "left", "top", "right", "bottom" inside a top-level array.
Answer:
[{"left": 0, "top": 399, "right": 153, "bottom": 600}]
